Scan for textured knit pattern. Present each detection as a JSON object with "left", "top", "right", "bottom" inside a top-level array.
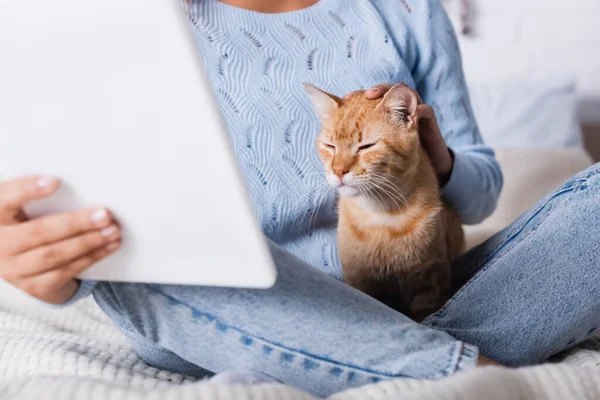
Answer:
[
  {"left": 0, "top": 279, "right": 599, "bottom": 399},
  {"left": 67, "top": 0, "right": 503, "bottom": 301},
  {"left": 186, "top": 0, "right": 502, "bottom": 273}
]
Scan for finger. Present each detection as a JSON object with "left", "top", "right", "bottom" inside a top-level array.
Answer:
[
  {"left": 365, "top": 83, "right": 394, "bottom": 99},
  {"left": 62, "top": 240, "right": 121, "bottom": 278},
  {"left": 17, "top": 241, "right": 121, "bottom": 304},
  {"left": 0, "top": 176, "right": 59, "bottom": 223},
  {"left": 5, "top": 207, "right": 114, "bottom": 253},
  {"left": 415, "top": 91, "right": 424, "bottom": 105},
  {"left": 16, "top": 225, "right": 120, "bottom": 277},
  {"left": 15, "top": 210, "right": 28, "bottom": 223},
  {"left": 416, "top": 104, "right": 436, "bottom": 120},
  {"left": 343, "top": 90, "right": 360, "bottom": 100}
]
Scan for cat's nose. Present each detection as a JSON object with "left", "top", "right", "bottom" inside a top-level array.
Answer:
[{"left": 333, "top": 167, "right": 350, "bottom": 180}]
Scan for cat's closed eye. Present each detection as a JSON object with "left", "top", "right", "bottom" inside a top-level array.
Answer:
[
  {"left": 358, "top": 142, "right": 377, "bottom": 152},
  {"left": 323, "top": 143, "right": 336, "bottom": 150}
]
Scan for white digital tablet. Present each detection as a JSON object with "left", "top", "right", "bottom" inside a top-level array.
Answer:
[{"left": 0, "top": 0, "right": 277, "bottom": 288}]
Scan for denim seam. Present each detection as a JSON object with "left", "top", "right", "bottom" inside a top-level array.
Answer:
[
  {"left": 470, "top": 177, "right": 591, "bottom": 272},
  {"left": 146, "top": 285, "right": 450, "bottom": 380},
  {"left": 444, "top": 341, "right": 465, "bottom": 376},
  {"left": 441, "top": 341, "right": 459, "bottom": 377},
  {"left": 424, "top": 182, "right": 583, "bottom": 324},
  {"left": 582, "top": 328, "right": 600, "bottom": 345},
  {"left": 451, "top": 342, "right": 478, "bottom": 374},
  {"left": 448, "top": 341, "right": 461, "bottom": 376},
  {"left": 548, "top": 324, "right": 600, "bottom": 359}
]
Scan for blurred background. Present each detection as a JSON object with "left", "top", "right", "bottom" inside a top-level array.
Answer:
[{"left": 442, "top": 0, "right": 600, "bottom": 160}]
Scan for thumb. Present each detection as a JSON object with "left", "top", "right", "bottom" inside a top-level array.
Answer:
[{"left": 416, "top": 104, "right": 435, "bottom": 121}]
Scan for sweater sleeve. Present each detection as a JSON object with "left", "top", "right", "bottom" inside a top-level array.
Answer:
[{"left": 375, "top": 0, "right": 503, "bottom": 224}]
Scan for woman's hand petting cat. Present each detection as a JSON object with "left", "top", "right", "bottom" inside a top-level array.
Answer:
[
  {"left": 0, "top": 176, "right": 121, "bottom": 304},
  {"left": 349, "top": 83, "right": 454, "bottom": 186}
]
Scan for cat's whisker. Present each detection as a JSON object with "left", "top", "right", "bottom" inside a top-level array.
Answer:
[
  {"left": 310, "top": 186, "right": 332, "bottom": 231},
  {"left": 308, "top": 186, "right": 332, "bottom": 234},
  {"left": 304, "top": 181, "right": 332, "bottom": 232},
  {"left": 367, "top": 175, "right": 410, "bottom": 208},
  {"left": 368, "top": 182, "right": 403, "bottom": 211},
  {"left": 356, "top": 184, "right": 374, "bottom": 206},
  {"left": 369, "top": 172, "right": 408, "bottom": 196},
  {"left": 355, "top": 178, "right": 387, "bottom": 205},
  {"left": 307, "top": 189, "right": 327, "bottom": 231},
  {"left": 292, "top": 181, "right": 330, "bottom": 235},
  {"left": 360, "top": 182, "right": 388, "bottom": 211},
  {"left": 361, "top": 183, "right": 415, "bottom": 231},
  {"left": 372, "top": 180, "right": 408, "bottom": 208},
  {"left": 378, "top": 185, "right": 409, "bottom": 211},
  {"left": 357, "top": 175, "right": 408, "bottom": 210},
  {"left": 368, "top": 172, "right": 405, "bottom": 191}
]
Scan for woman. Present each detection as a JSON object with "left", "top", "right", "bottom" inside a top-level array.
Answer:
[{"left": 0, "top": 0, "right": 599, "bottom": 397}]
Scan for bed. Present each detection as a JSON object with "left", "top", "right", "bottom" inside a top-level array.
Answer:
[{"left": 1, "top": 81, "right": 599, "bottom": 399}]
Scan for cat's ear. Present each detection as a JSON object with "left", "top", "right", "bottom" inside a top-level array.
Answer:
[
  {"left": 377, "top": 83, "right": 418, "bottom": 128},
  {"left": 304, "top": 84, "right": 342, "bottom": 124}
]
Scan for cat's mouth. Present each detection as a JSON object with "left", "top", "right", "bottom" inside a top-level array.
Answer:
[
  {"left": 338, "top": 184, "right": 360, "bottom": 198},
  {"left": 326, "top": 173, "right": 361, "bottom": 197}
]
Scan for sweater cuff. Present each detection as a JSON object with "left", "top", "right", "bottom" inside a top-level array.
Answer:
[{"left": 440, "top": 149, "right": 470, "bottom": 208}]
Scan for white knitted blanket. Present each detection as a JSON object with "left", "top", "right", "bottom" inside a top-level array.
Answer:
[{"left": 0, "top": 279, "right": 599, "bottom": 400}]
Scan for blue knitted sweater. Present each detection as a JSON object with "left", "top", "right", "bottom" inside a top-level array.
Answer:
[{"left": 70, "top": 0, "right": 502, "bottom": 301}]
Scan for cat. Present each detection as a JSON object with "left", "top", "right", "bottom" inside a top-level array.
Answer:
[{"left": 305, "top": 82, "right": 465, "bottom": 322}]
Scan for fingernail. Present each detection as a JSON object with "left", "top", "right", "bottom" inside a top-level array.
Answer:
[
  {"left": 370, "top": 88, "right": 380, "bottom": 93},
  {"left": 36, "top": 176, "right": 57, "bottom": 191},
  {"left": 90, "top": 208, "right": 109, "bottom": 226},
  {"left": 100, "top": 225, "right": 118, "bottom": 238},
  {"left": 106, "top": 242, "right": 120, "bottom": 252}
]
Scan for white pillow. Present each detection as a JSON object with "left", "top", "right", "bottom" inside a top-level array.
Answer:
[{"left": 468, "top": 80, "right": 583, "bottom": 149}]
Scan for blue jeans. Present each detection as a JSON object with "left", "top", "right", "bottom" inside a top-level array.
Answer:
[{"left": 93, "top": 164, "right": 600, "bottom": 398}]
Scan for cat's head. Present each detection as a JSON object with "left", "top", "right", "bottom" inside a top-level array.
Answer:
[{"left": 305, "top": 83, "right": 420, "bottom": 199}]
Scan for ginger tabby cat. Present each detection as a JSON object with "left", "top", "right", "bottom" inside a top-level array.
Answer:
[{"left": 305, "top": 83, "right": 465, "bottom": 322}]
